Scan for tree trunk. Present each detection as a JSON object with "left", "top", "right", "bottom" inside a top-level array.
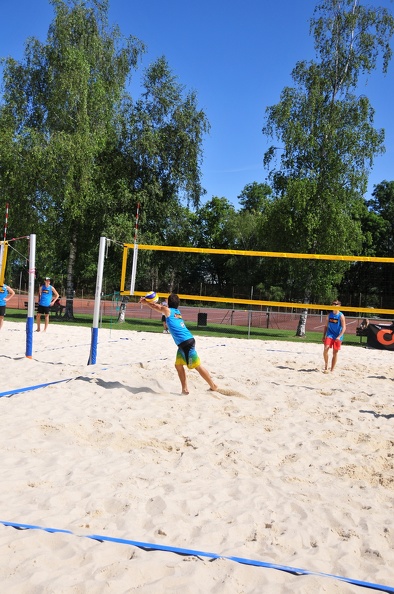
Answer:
[
  {"left": 64, "top": 229, "right": 77, "bottom": 320},
  {"left": 296, "top": 287, "right": 312, "bottom": 337},
  {"left": 296, "top": 306, "right": 308, "bottom": 336},
  {"left": 168, "top": 269, "right": 176, "bottom": 294}
]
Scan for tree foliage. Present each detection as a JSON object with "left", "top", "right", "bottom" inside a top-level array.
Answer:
[
  {"left": 262, "top": 0, "right": 394, "bottom": 333},
  {"left": 1, "top": 0, "right": 394, "bottom": 320},
  {"left": 0, "top": 0, "right": 208, "bottom": 310}
]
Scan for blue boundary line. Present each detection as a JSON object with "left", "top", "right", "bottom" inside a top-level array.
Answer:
[
  {"left": 0, "top": 521, "right": 393, "bottom": 592},
  {"left": 0, "top": 354, "right": 172, "bottom": 398},
  {"left": 0, "top": 379, "right": 72, "bottom": 399}
]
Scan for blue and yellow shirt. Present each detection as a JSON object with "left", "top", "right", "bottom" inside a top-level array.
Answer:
[{"left": 166, "top": 308, "right": 194, "bottom": 345}]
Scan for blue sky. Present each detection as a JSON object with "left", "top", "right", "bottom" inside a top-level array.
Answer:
[{"left": 1, "top": 0, "right": 393, "bottom": 207}]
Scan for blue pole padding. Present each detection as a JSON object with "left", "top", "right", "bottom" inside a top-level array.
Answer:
[
  {"left": 0, "top": 521, "right": 393, "bottom": 593},
  {"left": 25, "top": 316, "right": 33, "bottom": 358},
  {"left": 88, "top": 326, "right": 98, "bottom": 365}
]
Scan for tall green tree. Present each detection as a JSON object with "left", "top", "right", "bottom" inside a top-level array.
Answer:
[
  {"left": 222, "top": 183, "right": 274, "bottom": 295},
  {"left": 0, "top": 1, "right": 209, "bottom": 312},
  {"left": 367, "top": 180, "right": 394, "bottom": 255},
  {"left": 262, "top": 0, "right": 394, "bottom": 334},
  {"left": 362, "top": 180, "right": 394, "bottom": 307},
  {"left": 338, "top": 181, "right": 394, "bottom": 309},
  {"left": 0, "top": 0, "right": 144, "bottom": 316},
  {"left": 120, "top": 56, "right": 209, "bottom": 242},
  {"left": 237, "top": 181, "right": 273, "bottom": 213},
  {"left": 99, "top": 56, "right": 209, "bottom": 295},
  {"left": 194, "top": 197, "right": 236, "bottom": 293}
]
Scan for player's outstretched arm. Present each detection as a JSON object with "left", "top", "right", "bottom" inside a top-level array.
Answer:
[{"left": 140, "top": 297, "right": 169, "bottom": 316}]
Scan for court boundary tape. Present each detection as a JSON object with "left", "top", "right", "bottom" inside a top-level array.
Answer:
[
  {"left": 0, "top": 378, "right": 73, "bottom": 398},
  {"left": 0, "top": 357, "right": 171, "bottom": 398},
  {"left": 0, "top": 355, "right": 169, "bottom": 398},
  {"left": 0, "top": 521, "right": 393, "bottom": 592},
  {"left": 0, "top": 342, "right": 232, "bottom": 400}
]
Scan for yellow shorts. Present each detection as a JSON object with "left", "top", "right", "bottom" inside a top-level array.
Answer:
[{"left": 175, "top": 340, "right": 201, "bottom": 369}]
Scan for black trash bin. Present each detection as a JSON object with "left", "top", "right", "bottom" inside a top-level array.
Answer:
[{"left": 197, "top": 312, "right": 207, "bottom": 326}]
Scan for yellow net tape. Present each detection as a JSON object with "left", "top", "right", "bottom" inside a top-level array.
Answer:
[{"left": 120, "top": 244, "right": 394, "bottom": 315}]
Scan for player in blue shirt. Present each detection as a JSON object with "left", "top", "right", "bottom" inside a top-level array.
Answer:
[
  {"left": 0, "top": 283, "right": 15, "bottom": 330},
  {"left": 140, "top": 293, "right": 218, "bottom": 394},
  {"left": 322, "top": 300, "right": 346, "bottom": 373},
  {"left": 36, "top": 277, "right": 59, "bottom": 332}
]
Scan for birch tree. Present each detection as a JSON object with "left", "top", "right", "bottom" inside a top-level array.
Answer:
[
  {"left": 262, "top": 0, "right": 394, "bottom": 335},
  {"left": 0, "top": 0, "right": 144, "bottom": 317}
]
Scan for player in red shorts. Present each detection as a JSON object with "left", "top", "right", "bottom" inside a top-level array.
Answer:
[{"left": 322, "top": 300, "right": 346, "bottom": 373}]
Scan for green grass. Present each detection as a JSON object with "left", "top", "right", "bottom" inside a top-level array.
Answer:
[{"left": 5, "top": 308, "right": 365, "bottom": 347}]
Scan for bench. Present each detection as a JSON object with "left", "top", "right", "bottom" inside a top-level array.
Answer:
[
  {"left": 356, "top": 326, "right": 368, "bottom": 337},
  {"left": 356, "top": 323, "right": 369, "bottom": 344},
  {"left": 24, "top": 301, "right": 65, "bottom": 317}
]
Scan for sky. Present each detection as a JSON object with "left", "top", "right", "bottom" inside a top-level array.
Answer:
[{"left": 0, "top": 0, "right": 393, "bottom": 208}]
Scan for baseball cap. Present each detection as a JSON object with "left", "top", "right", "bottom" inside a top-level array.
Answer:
[{"left": 45, "top": 277, "right": 51, "bottom": 280}]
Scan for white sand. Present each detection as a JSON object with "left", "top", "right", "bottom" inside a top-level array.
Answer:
[{"left": 0, "top": 321, "right": 393, "bottom": 593}]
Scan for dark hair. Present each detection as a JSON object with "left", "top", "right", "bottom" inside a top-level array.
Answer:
[{"left": 168, "top": 293, "right": 179, "bottom": 308}]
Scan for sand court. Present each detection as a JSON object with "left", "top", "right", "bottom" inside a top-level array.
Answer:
[{"left": 0, "top": 321, "right": 393, "bottom": 593}]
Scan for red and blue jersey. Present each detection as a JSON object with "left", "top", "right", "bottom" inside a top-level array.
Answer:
[{"left": 326, "top": 311, "right": 344, "bottom": 341}]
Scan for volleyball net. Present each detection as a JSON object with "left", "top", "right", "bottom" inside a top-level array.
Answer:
[{"left": 119, "top": 243, "right": 394, "bottom": 317}]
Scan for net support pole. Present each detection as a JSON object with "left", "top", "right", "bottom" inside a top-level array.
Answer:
[
  {"left": 247, "top": 286, "right": 253, "bottom": 339},
  {"left": 88, "top": 236, "right": 106, "bottom": 365},
  {"left": 26, "top": 234, "right": 36, "bottom": 359},
  {"left": 129, "top": 201, "right": 140, "bottom": 296},
  {"left": 130, "top": 244, "right": 138, "bottom": 295}
]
